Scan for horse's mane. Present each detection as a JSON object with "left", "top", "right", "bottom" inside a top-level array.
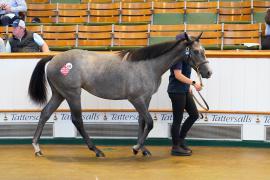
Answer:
[{"left": 117, "top": 39, "right": 185, "bottom": 62}]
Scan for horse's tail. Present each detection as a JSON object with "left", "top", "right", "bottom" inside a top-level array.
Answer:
[{"left": 28, "top": 56, "right": 54, "bottom": 105}]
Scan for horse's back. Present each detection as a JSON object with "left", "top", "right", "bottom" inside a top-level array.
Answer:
[
  {"left": 48, "top": 49, "right": 119, "bottom": 69},
  {"left": 46, "top": 49, "right": 123, "bottom": 92}
]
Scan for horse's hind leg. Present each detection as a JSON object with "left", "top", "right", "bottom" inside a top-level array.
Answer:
[
  {"left": 66, "top": 93, "right": 105, "bottom": 157},
  {"left": 32, "top": 91, "right": 64, "bottom": 156}
]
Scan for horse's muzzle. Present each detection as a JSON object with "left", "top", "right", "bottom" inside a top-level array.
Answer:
[
  {"left": 202, "top": 70, "right": 212, "bottom": 79},
  {"left": 207, "top": 71, "right": 212, "bottom": 78}
]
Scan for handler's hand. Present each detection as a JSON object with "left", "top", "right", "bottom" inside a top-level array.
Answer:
[
  {"left": 189, "top": 87, "right": 193, "bottom": 94},
  {"left": 193, "top": 82, "right": 202, "bottom": 91}
]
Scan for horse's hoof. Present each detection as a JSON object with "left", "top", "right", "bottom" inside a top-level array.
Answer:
[
  {"left": 35, "top": 151, "right": 43, "bottom": 157},
  {"left": 132, "top": 148, "right": 139, "bottom": 155},
  {"left": 96, "top": 151, "right": 105, "bottom": 158},
  {"left": 142, "top": 150, "right": 152, "bottom": 157}
]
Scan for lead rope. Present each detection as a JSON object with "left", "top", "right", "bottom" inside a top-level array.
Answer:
[{"left": 191, "top": 69, "right": 209, "bottom": 119}]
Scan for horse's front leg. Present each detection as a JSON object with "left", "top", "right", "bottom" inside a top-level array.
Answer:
[
  {"left": 136, "top": 98, "right": 152, "bottom": 156},
  {"left": 133, "top": 114, "right": 151, "bottom": 156},
  {"left": 130, "top": 97, "right": 153, "bottom": 156}
]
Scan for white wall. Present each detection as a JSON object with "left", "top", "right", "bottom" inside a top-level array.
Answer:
[
  {"left": 1, "top": 58, "right": 270, "bottom": 111},
  {"left": 0, "top": 57, "right": 270, "bottom": 141}
]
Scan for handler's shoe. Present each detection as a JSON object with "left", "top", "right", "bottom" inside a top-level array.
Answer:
[
  {"left": 171, "top": 146, "right": 191, "bottom": 156},
  {"left": 179, "top": 139, "right": 192, "bottom": 154}
]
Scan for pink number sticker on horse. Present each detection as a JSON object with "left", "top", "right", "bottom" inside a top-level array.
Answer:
[{"left": 60, "top": 63, "right": 72, "bottom": 76}]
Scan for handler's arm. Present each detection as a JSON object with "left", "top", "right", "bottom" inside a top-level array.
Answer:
[
  {"left": 174, "top": 69, "right": 193, "bottom": 85},
  {"left": 174, "top": 69, "right": 202, "bottom": 91}
]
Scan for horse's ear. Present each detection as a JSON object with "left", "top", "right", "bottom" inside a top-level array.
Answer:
[
  {"left": 195, "top": 32, "right": 203, "bottom": 42},
  {"left": 184, "top": 32, "right": 191, "bottom": 43}
]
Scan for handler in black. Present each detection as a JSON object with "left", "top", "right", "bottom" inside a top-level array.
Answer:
[{"left": 168, "top": 33, "right": 202, "bottom": 156}]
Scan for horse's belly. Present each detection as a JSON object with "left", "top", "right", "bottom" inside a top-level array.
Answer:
[{"left": 83, "top": 83, "right": 127, "bottom": 100}]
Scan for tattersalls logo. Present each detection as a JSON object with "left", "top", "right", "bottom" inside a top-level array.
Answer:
[
  {"left": 160, "top": 113, "right": 173, "bottom": 121},
  {"left": 58, "top": 112, "right": 139, "bottom": 122},
  {"left": 10, "top": 113, "right": 40, "bottom": 121},
  {"left": 159, "top": 113, "right": 188, "bottom": 121},
  {"left": 110, "top": 113, "right": 138, "bottom": 121},
  {"left": 59, "top": 112, "right": 100, "bottom": 121},
  {"left": 4, "top": 114, "right": 8, "bottom": 121},
  {"left": 0, "top": 112, "right": 41, "bottom": 122},
  {"left": 264, "top": 115, "right": 270, "bottom": 124},
  {"left": 211, "top": 114, "right": 252, "bottom": 123}
]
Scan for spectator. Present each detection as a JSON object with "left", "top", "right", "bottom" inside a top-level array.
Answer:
[
  {"left": 262, "top": 9, "right": 270, "bottom": 50},
  {"left": 6, "top": 19, "right": 49, "bottom": 52},
  {"left": 0, "top": 0, "right": 27, "bottom": 26}
]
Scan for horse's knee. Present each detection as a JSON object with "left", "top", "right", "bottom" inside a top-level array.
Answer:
[
  {"left": 147, "top": 121, "right": 153, "bottom": 131},
  {"left": 139, "top": 120, "right": 145, "bottom": 127}
]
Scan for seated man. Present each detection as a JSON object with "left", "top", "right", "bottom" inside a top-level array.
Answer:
[
  {"left": 0, "top": 0, "right": 27, "bottom": 26},
  {"left": 6, "top": 19, "right": 49, "bottom": 52}
]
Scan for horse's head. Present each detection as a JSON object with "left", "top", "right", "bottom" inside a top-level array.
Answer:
[{"left": 183, "top": 32, "right": 212, "bottom": 79}]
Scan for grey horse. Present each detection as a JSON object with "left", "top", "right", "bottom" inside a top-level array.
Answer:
[{"left": 28, "top": 33, "right": 212, "bottom": 157}]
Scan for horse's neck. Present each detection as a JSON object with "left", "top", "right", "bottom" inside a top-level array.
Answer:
[{"left": 150, "top": 49, "right": 185, "bottom": 76}]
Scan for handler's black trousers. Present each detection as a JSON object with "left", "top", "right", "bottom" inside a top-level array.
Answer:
[{"left": 169, "top": 92, "right": 199, "bottom": 146}]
